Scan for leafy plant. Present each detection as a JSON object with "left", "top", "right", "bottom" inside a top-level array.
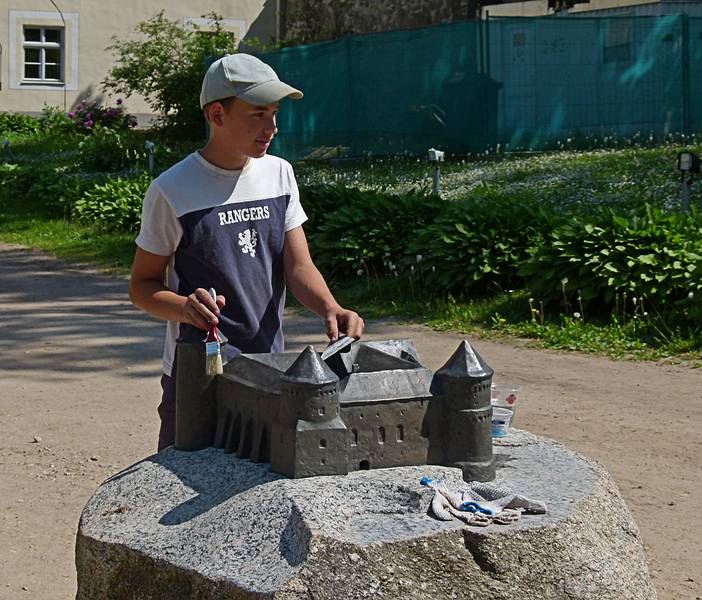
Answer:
[
  {"left": 103, "top": 11, "right": 239, "bottom": 137},
  {"left": 77, "top": 126, "right": 146, "bottom": 172},
  {"left": 0, "top": 164, "right": 110, "bottom": 216},
  {"left": 0, "top": 112, "right": 39, "bottom": 136},
  {"left": 304, "top": 185, "right": 443, "bottom": 280},
  {"left": 521, "top": 206, "right": 702, "bottom": 315},
  {"left": 38, "top": 105, "right": 76, "bottom": 134},
  {"left": 407, "top": 191, "right": 553, "bottom": 295},
  {"left": 71, "top": 174, "right": 152, "bottom": 231}
]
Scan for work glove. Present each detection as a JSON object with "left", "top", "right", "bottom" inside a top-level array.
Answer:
[
  {"left": 420, "top": 477, "right": 547, "bottom": 526},
  {"left": 430, "top": 490, "right": 492, "bottom": 526},
  {"left": 468, "top": 480, "right": 547, "bottom": 515}
]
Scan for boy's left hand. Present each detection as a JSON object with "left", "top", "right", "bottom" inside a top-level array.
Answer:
[{"left": 325, "top": 306, "right": 364, "bottom": 342}]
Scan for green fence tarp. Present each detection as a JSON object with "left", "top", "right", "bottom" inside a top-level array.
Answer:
[{"left": 260, "top": 15, "right": 702, "bottom": 160}]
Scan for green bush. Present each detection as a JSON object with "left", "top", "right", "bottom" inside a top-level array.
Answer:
[
  {"left": 302, "top": 184, "right": 554, "bottom": 298},
  {"left": 407, "top": 192, "right": 553, "bottom": 295},
  {"left": 77, "top": 126, "right": 146, "bottom": 172},
  {"left": 0, "top": 164, "right": 111, "bottom": 216},
  {"left": 303, "top": 185, "right": 443, "bottom": 280},
  {"left": 0, "top": 164, "right": 31, "bottom": 192},
  {"left": 0, "top": 164, "right": 64, "bottom": 201},
  {"left": 71, "top": 174, "right": 152, "bottom": 231},
  {"left": 33, "top": 171, "right": 112, "bottom": 216},
  {"left": 521, "top": 206, "right": 702, "bottom": 315},
  {"left": 298, "top": 184, "right": 347, "bottom": 233},
  {"left": 103, "top": 12, "right": 239, "bottom": 137},
  {"left": 24, "top": 167, "right": 87, "bottom": 216},
  {"left": 0, "top": 112, "right": 39, "bottom": 136},
  {"left": 38, "top": 105, "right": 77, "bottom": 134}
]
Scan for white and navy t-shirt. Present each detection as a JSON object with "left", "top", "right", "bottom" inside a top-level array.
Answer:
[{"left": 135, "top": 151, "right": 307, "bottom": 375}]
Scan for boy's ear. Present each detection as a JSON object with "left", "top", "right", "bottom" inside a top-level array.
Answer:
[
  {"left": 211, "top": 105, "right": 224, "bottom": 126},
  {"left": 205, "top": 102, "right": 224, "bottom": 126}
]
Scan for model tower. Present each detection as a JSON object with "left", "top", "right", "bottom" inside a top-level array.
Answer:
[
  {"left": 270, "top": 346, "right": 349, "bottom": 477},
  {"left": 433, "top": 341, "right": 495, "bottom": 481}
]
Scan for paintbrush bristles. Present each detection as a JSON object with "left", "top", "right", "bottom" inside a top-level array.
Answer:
[
  {"left": 206, "top": 351, "right": 223, "bottom": 376},
  {"left": 205, "top": 340, "right": 223, "bottom": 375}
]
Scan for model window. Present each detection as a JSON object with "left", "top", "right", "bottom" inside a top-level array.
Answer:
[{"left": 23, "top": 26, "right": 63, "bottom": 82}]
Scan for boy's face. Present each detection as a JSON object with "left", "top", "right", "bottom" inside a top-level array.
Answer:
[{"left": 210, "top": 97, "right": 279, "bottom": 160}]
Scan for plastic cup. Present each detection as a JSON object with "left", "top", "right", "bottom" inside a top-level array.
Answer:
[
  {"left": 491, "top": 383, "right": 522, "bottom": 424},
  {"left": 491, "top": 407, "right": 513, "bottom": 438}
]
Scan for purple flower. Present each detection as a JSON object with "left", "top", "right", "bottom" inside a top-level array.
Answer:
[
  {"left": 68, "top": 112, "right": 74, "bottom": 118},
  {"left": 116, "top": 98, "right": 123, "bottom": 105},
  {"left": 84, "top": 120, "right": 94, "bottom": 128}
]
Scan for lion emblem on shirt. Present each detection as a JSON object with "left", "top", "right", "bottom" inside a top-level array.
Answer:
[{"left": 238, "top": 228, "right": 258, "bottom": 257}]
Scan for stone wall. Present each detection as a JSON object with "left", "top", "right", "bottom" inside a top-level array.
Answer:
[{"left": 281, "top": 0, "right": 475, "bottom": 44}]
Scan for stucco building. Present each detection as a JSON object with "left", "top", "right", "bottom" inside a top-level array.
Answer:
[{"left": 0, "top": 1, "right": 279, "bottom": 118}]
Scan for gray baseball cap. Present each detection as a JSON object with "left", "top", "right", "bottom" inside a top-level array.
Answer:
[{"left": 200, "top": 53, "right": 303, "bottom": 108}]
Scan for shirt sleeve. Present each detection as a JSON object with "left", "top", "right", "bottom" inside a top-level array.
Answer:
[
  {"left": 135, "top": 181, "right": 183, "bottom": 256},
  {"left": 284, "top": 162, "right": 308, "bottom": 232}
]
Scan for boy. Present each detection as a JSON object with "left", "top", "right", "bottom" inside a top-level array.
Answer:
[{"left": 129, "top": 54, "right": 364, "bottom": 450}]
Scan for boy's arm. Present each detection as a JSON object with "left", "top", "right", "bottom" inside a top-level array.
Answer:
[
  {"left": 283, "top": 226, "right": 364, "bottom": 341},
  {"left": 128, "top": 247, "right": 224, "bottom": 330}
]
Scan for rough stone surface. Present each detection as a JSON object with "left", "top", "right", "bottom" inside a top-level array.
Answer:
[
  {"left": 282, "top": 0, "right": 475, "bottom": 44},
  {"left": 76, "top": 431, "right": 656, "bottom": 600}
]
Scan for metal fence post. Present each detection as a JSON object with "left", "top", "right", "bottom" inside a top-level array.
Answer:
[{"left": 682, "top": 14, "right": 691, "bottom": 135}]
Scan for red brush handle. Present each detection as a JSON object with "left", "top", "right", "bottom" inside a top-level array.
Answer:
[
  {"left": 206, "top": 323, "right": 221, "bottom": 343},
  {"left": 206, "top": 287, "right": 222, "bottom": 343}
]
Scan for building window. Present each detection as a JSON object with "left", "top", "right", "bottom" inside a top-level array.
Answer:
[
  {"left": 603, "top": 21, "right": 632, "bottom": 64},
  {"left": 184, "top": 17, "right": 246, "bottom": 45},
  {"left": 23, "top": 26, "right": 63, "bottom": 82},
  {"left": 9, "top": 10, "right": 78, "bottom": 91}
]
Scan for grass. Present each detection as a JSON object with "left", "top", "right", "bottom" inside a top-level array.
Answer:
[
  {"left": 307, "top": 277, "right": 702, "bottom": 364},
  {"left": 296, "top": 143, "right": 690, "bottom": 212},
  {"left": 0, "top": 189, "right": 135, "bottom": 273},
  {"left": 490, "top": 318, "right": 699, "bottom": 362}
]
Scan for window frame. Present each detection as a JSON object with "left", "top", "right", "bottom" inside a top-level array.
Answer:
[
  {"left": 602, "top": 20, "right": 633, "bottom": 65},
  {"left": 9, "top": 10, "right": 79, "bottom": 91},
  {"left": 183, "top": 17, "right": 246, "bottom": 43},
  {"left": 22, "top": 26, "right": 64, "bottom": 83}
]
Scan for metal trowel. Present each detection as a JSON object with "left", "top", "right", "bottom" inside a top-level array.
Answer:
[{"left": 321, "top": 335, "right": 354, "bottom": 361}]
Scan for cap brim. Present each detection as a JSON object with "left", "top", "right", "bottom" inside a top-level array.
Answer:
[{"left": 236, "top": 80, "right": 303, "bottom": 105}]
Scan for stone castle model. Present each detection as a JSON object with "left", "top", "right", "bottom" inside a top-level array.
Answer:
[{"left": 174, "top": 333, "right": 496, "bottom": 482}]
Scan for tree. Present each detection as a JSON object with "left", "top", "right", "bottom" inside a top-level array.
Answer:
[{"left": 103, "top": 12, "right": 239, "bottom": 137}]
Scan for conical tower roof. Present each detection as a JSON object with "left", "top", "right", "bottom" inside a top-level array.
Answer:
[
  {"left": 281, "top": 345, "right": 339, "bottom": 385},
  {"left": 435, "top": 340, "right": 493, "bottom": 380}
]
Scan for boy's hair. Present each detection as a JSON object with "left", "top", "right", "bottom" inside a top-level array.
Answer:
[{"left": 202, "top": 96, "right": 238, "bottom": 121}]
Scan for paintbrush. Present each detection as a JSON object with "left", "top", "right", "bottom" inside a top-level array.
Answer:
[{"left": 205, "top": 287, "right": 223, "bottom": 376}]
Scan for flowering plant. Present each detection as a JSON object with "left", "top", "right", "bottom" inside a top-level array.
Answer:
[{"left": 68, "top": 98, "right": 137, "bottom": 131}]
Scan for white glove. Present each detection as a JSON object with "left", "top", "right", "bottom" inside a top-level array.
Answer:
[
  {"left": 421, "top": 477, "right": 547, "bottom": 526},
  {"left": 430, "top": 492, "right": 491, "bottom": 526}
]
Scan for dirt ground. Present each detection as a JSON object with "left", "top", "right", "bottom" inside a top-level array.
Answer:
[{"left": 0, "top": 242, "right": 700, "bottom": 600}]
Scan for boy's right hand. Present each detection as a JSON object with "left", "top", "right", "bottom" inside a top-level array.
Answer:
[{"left": 181, "top": 288, "right": 226, "bottom": 330}]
